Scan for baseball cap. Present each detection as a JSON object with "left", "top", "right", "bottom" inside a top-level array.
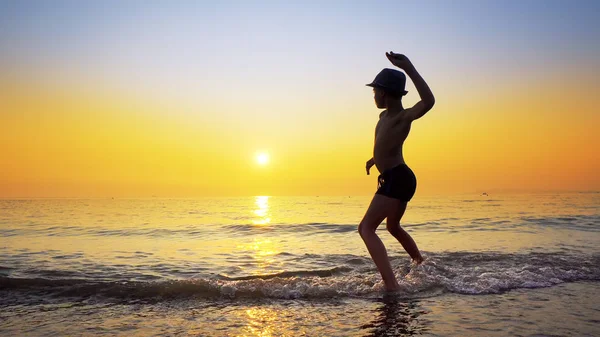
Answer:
[{"left": 366, "top": 68, "right": 408, "bottom": 96}]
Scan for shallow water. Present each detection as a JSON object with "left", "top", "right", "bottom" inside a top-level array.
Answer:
[{"left": 1, "top": 192, "right": 599, "bottom": 335}]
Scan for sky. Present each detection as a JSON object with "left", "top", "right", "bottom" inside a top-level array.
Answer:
[{"left": 1, "top": 0, "right": 599, "bottom": 197}]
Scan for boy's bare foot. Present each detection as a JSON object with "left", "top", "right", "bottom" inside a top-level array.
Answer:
[
  {"left": 382, "top": 279, "right": 401, "bottom": 292},
  {"left": 412, "top": 256, "right": 425, "bottom": 265}
]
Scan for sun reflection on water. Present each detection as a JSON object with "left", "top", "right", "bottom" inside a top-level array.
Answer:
[
  {"left": 241, "top": 308, "right": 281, "bottom": 337},
  {"left": 236, "top": 238, "right": 278, "bottom": 275},
  {"left": 252, "top": 196, "right": 271, "bottom": 225}
]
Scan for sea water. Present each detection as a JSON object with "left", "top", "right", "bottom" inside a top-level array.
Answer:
[{"left": 1, "top": 193, "right": 599, "bottom": 336}]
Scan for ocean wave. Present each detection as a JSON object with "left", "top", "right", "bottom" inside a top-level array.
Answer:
[
  {"left": 1, "top": 223, "right": 360, "bottom": 238},
  {"left": 222, "top": 223, "right": 357, "bottom": 235},
  {"left": 3, "top": 213, "right": 598, "bottom": 238},
  {"left": 2, "top": 252, "right": 598, "bottom": 301},
  {"left": 521, "top": 214, "right": 600, "bottom": 232}
]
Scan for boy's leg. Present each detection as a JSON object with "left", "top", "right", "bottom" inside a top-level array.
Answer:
[
  {"left": 386, "top": 202, "right": 424, "bottom": 263},
  {"left": 358, "top": 194, "right": 403, "bottom": 290}
]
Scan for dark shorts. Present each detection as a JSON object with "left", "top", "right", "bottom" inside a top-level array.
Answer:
[{"left": 376, "top": 164, "right": 417, "bottom": 202}]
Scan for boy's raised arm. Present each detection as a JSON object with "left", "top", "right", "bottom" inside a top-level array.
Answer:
[{"left": 386, "top": 52, "right": 435, "bottom": 120}]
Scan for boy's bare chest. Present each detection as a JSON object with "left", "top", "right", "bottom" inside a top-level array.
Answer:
[{"left": 375, "top": 116, "right": 411, "bottom": 140}]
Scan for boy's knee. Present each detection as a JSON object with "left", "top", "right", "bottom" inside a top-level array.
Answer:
[
  {"left": 358, "top": 222, "right": 374, "bottom": 237},
  {"left": 386, "top": 221, "right": 401, "bottom": 235}
]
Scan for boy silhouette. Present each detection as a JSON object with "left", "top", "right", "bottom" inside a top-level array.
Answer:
[{"left": 360, "top": 52, "right": 435, "bottom": 291}]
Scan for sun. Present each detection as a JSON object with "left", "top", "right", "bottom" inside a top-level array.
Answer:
[{"left": 255, "top": 152, "right": 270, "bottom": 166}]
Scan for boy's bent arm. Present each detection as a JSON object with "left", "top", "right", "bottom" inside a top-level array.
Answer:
[
  {"left": 404, "top": 65, "right": 435, "bottom": 121},
  {"left": 385, "top": 52, "right": 435, "bottom": 121}
]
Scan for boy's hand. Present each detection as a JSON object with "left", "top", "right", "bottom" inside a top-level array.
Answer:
[
  {"left": 366, "top": 158, "right": 375, "bottom": 175},
  {"left": 386, "top": 52, "right": 414, "bottom": 71}
]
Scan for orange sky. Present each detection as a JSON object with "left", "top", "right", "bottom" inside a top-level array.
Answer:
[{"left": 1, "top": 65, "right": 598, "bottom": 198}]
